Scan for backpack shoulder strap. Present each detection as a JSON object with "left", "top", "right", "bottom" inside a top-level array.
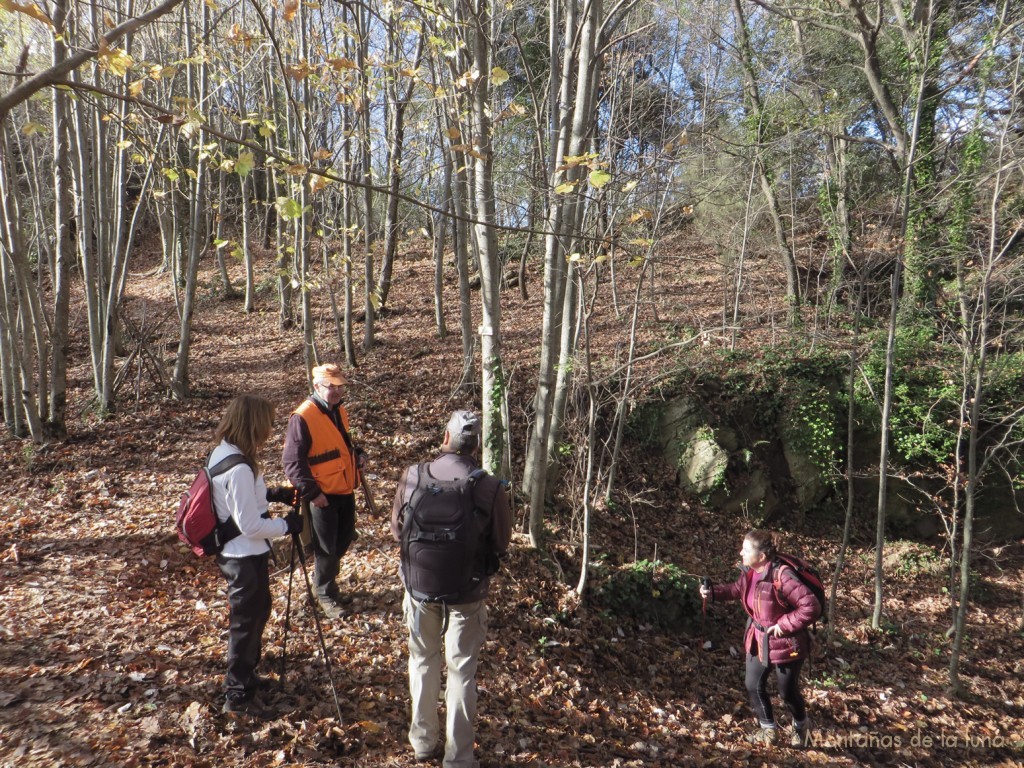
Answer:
[
  {"left": 771, "top": 560, "right": 797, "bottom": 608},
  {"left": 399, "top": 463, "right": 425, "bottom": 526},
  {"left": 772, "top": 560, "right": 785, "bottom": 588},
  {"left": 204, "top": 453, "right": 249, "bottom": 546},
  {"left": 464, "top": 468, "right": 489, "bottom": 515},
  {"left": 208, "top": 453, "right": 251, "bottom": 478}
]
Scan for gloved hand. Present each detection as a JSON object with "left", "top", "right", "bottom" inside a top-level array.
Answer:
[
  {"left": 699, "top": 577, "right": 713, "bottom": 600},
  {"left": 266, "top": 485, "right": 296, "bottom": 505},
  {"left": 284, "top": 510, "right": 304, "bottom": 535}
]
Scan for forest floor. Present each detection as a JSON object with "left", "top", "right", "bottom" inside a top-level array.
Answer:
[{"left": 1, "top": 234, "right": 1023, "bottom": 768}]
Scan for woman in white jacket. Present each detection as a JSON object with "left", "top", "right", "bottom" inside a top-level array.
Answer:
[{"left": 210, "top": 394, "right": 302, "bottom": 719}]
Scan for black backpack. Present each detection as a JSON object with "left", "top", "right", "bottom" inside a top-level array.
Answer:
[{"left": 399, "top": 463, "right": 489, "bottom": 603}]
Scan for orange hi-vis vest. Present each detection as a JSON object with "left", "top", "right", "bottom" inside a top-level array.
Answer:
[{"left": 294, "top": 399, "right": 358, "bottom": 495}]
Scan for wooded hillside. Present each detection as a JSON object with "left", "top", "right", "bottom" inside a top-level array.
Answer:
[
  {"left": 1, "top": 244, "right": 1022, "bottom": 767},
  {"left": 1, "top": 0, "right": 1023, "bottom": 764}
]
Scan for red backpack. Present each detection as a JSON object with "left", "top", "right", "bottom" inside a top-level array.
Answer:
[
  {"left": 175, "top": 454, "right": 251, "bottom": 556},
  {"left": 772, "top": 553, "right": 827, "bottom": 624}
]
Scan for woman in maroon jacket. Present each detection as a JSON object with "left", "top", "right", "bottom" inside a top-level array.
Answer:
[{"left": 700, "top": 530, "right": 820, "bottom": 747}]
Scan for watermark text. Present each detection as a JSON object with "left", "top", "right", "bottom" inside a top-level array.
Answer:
[{"left": 806, "top": 728, "right": 1022, "bottom": 751}]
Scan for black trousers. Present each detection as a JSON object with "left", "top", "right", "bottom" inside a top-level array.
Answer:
[
  {"left": 309, "top": 492, "right": 356, "bottom": 597},
  {"left": 745, "top": 653, "right": 806, "bottom": 727},
  {"left": 217, "top": 552, "right": 272, "bottom": 702}
]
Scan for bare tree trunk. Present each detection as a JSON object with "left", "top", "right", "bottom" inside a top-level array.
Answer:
[
  {"left": 464, "top": 0, "right": 506, "bottom": 475},
  {"left": 544, "top": 253, "right": 579, "bottom": 482},
  {"left": 871, "top": 0, "right": 942, "bottom": 619},
  {"left": 95, "top": 0, "right": 134, "bottom": 413},
  {"left": 376, "top": 19, "right": 423, "bottom": 308},
  {"left": 241, "top": 174, "right": 255, "bottom": 312},
  {"left": 0, "top": 130, "right": 45, "bottom": 440},
  {"left": 356, "top": 4, "right": 376, "bottom": 351},
  {"left": 872, "top": 270, "right": 899, "bottom": 629},
  {"left": 340, "top": 34, "right": 357, "bottom": 367},
  {"left": 423, "top": 7, "right": 477, "bottom": 384},
  {"left": 948, "top": 382, "right": 979, "bottom": 696},
  {"left": 171, "top": 0, "right": 209, "bottom": 399},
  {"left": 575, "top": 266, "right": 599, "bottom": 595},
  {"left": 214, "top": 171, "right": 237, "bottom": 297},
  {"left": 827, "top": 295, "right": 861, "bottom": 644},
  {"left": 296, "top": 0, "right": 316, "bottom": 371},
  {"left": 949, "top": 32, "right": 1018, "bottom": 689},
  {"left": 448, "top": 119, "right": 475, "bottom": 388},
  {"left": 48, "top": 0, "right": 74, "bottom": 437},
  {"left": 526, "top": 0, "right": 609, "bottom": 545},
  {"left": 431, "top": 94, "right": 451, "bottom": 339},
  {"left": 343, "top": 184, "right": 357, "bottom": 366},
  {"left": 731, "top": 0, "right": 800, "bottom": 322},
  {"left": 525, "top": 0, "right": 580, "bottom": 546}
]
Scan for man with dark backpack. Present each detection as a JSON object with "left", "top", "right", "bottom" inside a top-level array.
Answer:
[{"left": 391, "top": 410, "right": 512, "bottom": 767}]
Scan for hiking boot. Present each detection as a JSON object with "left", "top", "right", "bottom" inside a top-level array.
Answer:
[
  {"left": 222, "top": 696, "right": 277, "bottom": 721},
  {"left": 790, "top": 722, "right": 810, "bottom": 748},
  {"left": 251, "top": 674, "right": 279, "bottom": 691},
  {"left": 746, "top": 726, "right": 779, "bottom": 745},
  {"left": 323, "top": 586, "right": 353, "bottom": 605},
  {"left": 317, "top": 595, "right": 348, "bottom": 619},
  {"left": 413, "top": 746, "right": 442, "bottom": 762}
]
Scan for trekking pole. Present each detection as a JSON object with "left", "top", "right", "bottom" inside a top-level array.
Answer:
[
  {"left": 290, "top": 531, "right": 345, "bottom": 724},
  {"left": 280, "top": 536, "right": 297, "bottom": 679},
  {"left": 360, "top": 474, "right": 382, "bottom": 518},
  {"left": 697, "top": 576, "right": 711, "bottom": 704},
  {"left": 700, "top": 577, "right": 710, "bottom": 646}
]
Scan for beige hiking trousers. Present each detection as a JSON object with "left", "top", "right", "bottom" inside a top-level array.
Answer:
[{"left": 403, "top": 592, "right": 487, "bottom": 768}]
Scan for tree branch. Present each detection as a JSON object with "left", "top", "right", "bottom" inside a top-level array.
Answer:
[
  {"left": 52, "top": 78, "right": 618, "bottom": 248},
  {"left": 0, "top": 0, "right": 187, "bottom": 119}
]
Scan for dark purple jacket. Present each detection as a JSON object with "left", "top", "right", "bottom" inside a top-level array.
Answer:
[{"left": 712, "top": 563, "right": 820, "bottom": 664}]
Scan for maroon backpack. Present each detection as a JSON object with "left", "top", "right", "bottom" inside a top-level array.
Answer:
[
  {"left": 175, "top": 455, "right": 250, "bottom": 556},
  {"left": 772, "top": 553, "right": 827, "bottom": 624}
]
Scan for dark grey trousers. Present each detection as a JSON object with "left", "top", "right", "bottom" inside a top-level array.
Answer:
[
  {"left": 217, "top": 552, "right": 272, "bottom": 702},
  {"left": 745, "top": 652, "right": 806, "bottom": 727},
  {"left": 309, "top": 492, "right": 356, "bottom": 597}
]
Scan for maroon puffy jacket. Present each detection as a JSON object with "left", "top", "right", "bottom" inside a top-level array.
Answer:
[{"left": 711, "top": 563, "right": 820, "bottom": 664}]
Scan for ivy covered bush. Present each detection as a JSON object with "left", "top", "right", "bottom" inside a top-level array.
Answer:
[{"left": 592, "top": 559, "right": 703, "bottom": 634}]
